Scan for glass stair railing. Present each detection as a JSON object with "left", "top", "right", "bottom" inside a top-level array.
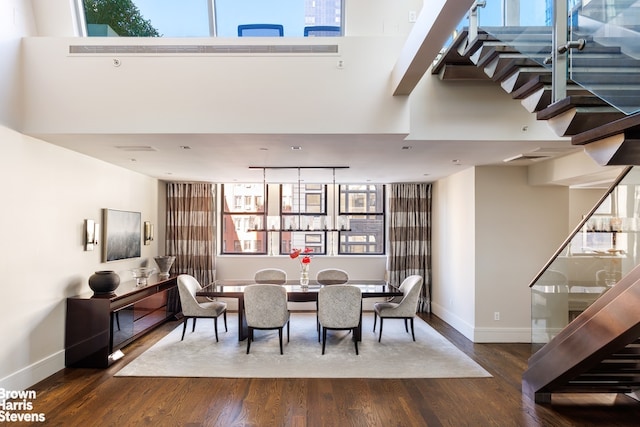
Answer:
[
  {"left": 470, "top": 0, "right": 640, "bottom": 115},
  {"left": 529, "top": 166, "right": 640, "bottom": 347}
]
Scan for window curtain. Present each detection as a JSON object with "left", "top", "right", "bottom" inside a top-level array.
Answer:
[
  {"left": 166, "top": 182, "right": 216, "bottom": 286},
  {"left": 388, "top": 183, "right": 432, "bottom": 313}
]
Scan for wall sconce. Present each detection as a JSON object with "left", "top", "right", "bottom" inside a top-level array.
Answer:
[
  {"left": 144, "top": 221, "right": 154, "bottom": 245},
  {"left": 84, "top": 219, "right": 99, "bottom": 251}
]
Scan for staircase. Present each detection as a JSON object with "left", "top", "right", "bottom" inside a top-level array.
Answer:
[
  {"left": 523, "top": 262, "right": 640, "bottom": 403},
  {"left": 431, "top": 25, "right": 640, "bottom": 402},
  {"left": 430, "top": 26, "right": 640, "bottom": 164}
]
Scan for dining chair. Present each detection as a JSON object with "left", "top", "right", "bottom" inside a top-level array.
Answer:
[
  {"left": 177, "top": 274, "right": 227, "bottom": 342},
  {"left": 237, "top": 24, "right": 284, "bottom": 37},
  {"left": 315, "top": 268, "right": 349, "bottom": 340},
  {"left": 317, "top": 285, "right": 362, "bottom": 355},
  {"left": 303, "top": 25, "right": 341, "bottom": 37},
  {"left": 254, "top": 268, "right": 287, "bottom": 284},
  {"left": 316, "top": 268, "right": 349, "bottom": 285},
  {"left": 244, "top": 284, "right": 290, "bottom": 354},
  {"left": 372, "top": 275, "right": 423, "bottom": 342}
]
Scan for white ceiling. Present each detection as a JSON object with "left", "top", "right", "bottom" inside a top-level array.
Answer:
[{"left": 33, "top": 131, "right": 592, "bottom": 184}]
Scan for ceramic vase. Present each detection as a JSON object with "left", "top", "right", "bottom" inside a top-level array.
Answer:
[
  {"left": 88, "top": 270, "right": 120, "bottom": 297},
  {"left": 154, "top": 256, "right": 176, "bottom": 279}
]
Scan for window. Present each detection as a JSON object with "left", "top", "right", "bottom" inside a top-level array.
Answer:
[
  {"left": 221, "top": 184, "right": 266, "bottom": 254},
  {"left": 221, "top": 182, "right": 384, "bottom": 255},
  {"left": 280, "top": 183, "right": 328, "bottom": 254},
  {"left": 79, "top": 0, "right": 343, "bottom": 37},
  {"left": 339, "top": 184, "right": 385, "bottom": 254}
]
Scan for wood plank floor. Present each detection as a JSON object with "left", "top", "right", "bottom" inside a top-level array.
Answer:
[{"left": 24, "top": 314, "right": 640, "bottom": 426}]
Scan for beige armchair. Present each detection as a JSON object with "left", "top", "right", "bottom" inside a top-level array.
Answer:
[
  {"left": 254, "top": 268, "right": 287, "bottom": 284},
  {"left": 177, "top": 274, "right": 227, "bottom": 342},
  {"left": 317, "top": 285, "right": 362, "bottom": 355},
  {"left": 244, "top": 284, "right": 290, "bottom": 354},
  {"left": 373, "top": 275, "right": 423, "bottom": 342}
]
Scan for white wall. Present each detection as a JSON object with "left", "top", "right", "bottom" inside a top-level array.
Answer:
[
  {"left": 21, "top": 36, "right": 410, "bottom": 136},
  {"left": 431, "top": 167, "right": 477, "bottom": 339},
  {"left": 0, "top": 125, "right": 161, "bottom": 391},
  {"left": 432, "top": 166, "right": 570, "bottom": 342},
  {"left": 474, "top": 166, "right": 568, "bottom": 342}
]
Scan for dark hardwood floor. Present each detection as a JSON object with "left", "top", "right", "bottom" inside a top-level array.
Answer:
[{"left": 22, "top": 314, "right": 640, "bottom": 426}]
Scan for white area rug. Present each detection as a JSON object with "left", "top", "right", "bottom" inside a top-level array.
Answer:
[{"left": 115, "top": 312, "right": 491, "bottom": 379}]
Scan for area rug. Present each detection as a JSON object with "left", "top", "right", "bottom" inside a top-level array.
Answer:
[{"left": 115, "top": 312, "right": 491, "bottom": 379}]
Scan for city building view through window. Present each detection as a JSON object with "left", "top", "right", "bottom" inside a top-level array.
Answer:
[{"left": 221, "top": 183, "right": 384, "bottom": 255}]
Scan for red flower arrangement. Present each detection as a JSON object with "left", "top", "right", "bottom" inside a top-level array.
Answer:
[{"left": 290, "top": 247, "right": 313, "bottom": 266}]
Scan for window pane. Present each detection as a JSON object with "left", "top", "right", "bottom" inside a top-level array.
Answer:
[
  {"left": 83, "top": 0, "right": 211, "bottom": 37},
  {"left": 342, "top": 184, "right": 384, "bottom": 213},
  {"left": 339, "top": 214, "right": 384, "bottom": 254},
  {"left": 281, "top": 184, "right": 326, "bottom": 214},
  {"left": 222, "top": 184, "right": 266, "bottom": 254},
  {"left": 81, "top": 0, "right": 342, "bottom": 37},
  {"left": 222, "top": 214, "right": 266, "bottom": 253},
  {"left": 215, "top": 0, "right": 342, "bottom": 37},
  {"left": 224, "top": 184, "right": 265, "bottom": 213},
  {"left": 281, "top": 231, "right": 324, "bottom": 255},
  {"left": 339, "top": 184, "right": 385, "bottom": 255}
]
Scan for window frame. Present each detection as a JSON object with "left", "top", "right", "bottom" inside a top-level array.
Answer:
[
  {"left": 77, "top": 0, "right": 344, "bottom": 38},
  {"left": 338, "top": 184, "right": 386, "bottom": 255},
  {"left": 221, "top": 183, "right": 267, "bottom": 255}
]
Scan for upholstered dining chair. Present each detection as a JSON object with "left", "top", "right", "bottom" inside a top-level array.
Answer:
[
  {"left": 177, "top": 274, "right": 227, "bottom": 342},
  {"left": 316, "top": 268, "right": 349, "bottom": 285},
  {"left": 254, "top": 268, "right": 287, "bottom": 284},
  {"left": 315, "top": 268, "right": 349, "bottom": 340},
  {"left": 373, "top": 275, "right": 423, "bottom": 342},
  {"left": 244, "top": 284, "right": 290, "bottom": 354},
  {"left": 317, "top": 285, "right": 362, "bottom": 355}
]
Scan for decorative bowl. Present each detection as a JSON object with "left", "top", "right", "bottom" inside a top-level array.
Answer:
[{"left": 131, "top": 267, "right": 155, "bottom": 286}]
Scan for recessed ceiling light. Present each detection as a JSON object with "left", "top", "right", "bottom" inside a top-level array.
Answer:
[
  {"left": 291, "top": 146, "right": 302, "bottom": 151},
  {"left": 180, "top": 145, "right": 191, "bottom": 150}
]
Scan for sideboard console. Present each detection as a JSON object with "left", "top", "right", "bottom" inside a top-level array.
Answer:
[{"left": 65, "top": 274, "right": 179, "bottom": 368}]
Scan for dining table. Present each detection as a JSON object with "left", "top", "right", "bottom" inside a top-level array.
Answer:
[{"left": 197, "top": 279, "right": 403, "bottom": 341}]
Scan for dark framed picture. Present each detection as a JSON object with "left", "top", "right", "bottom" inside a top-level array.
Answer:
[{"left": 103, "top": 209, "right": 141, "bottom": 262}]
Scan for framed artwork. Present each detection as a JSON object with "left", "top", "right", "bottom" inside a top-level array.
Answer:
[{"left": 103, "top": 209, "right": 141, "bottom": 262}]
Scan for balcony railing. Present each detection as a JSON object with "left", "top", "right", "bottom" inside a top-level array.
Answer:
[
  {"left": 450, "top": 0, "right": 640, "bottom": 115},
  {"left": 528, "top": 166, "right": 640, "bottom": 346}
]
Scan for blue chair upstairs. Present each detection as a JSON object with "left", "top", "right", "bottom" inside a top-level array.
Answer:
[
  {"left": 238, "top": 24, "right": 284, "bottom": 37},
  {"left": 303, "top": 25, "right": 341, "bottom": 37}
]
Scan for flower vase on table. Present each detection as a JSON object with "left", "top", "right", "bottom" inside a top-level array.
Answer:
[
  {"left": 290, "top": 247, "right": 314, "bottom": 290},
  {"left": 300, "top": 264, "right": 310, "bottom": 289}
]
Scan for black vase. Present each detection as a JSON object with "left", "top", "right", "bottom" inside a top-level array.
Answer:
[{"left": 88, "top": 270, "right": 120, "bottom": 297}]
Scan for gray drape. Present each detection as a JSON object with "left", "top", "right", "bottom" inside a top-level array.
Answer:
[
  {"left": 166, "top": 182, "right": 216, "bottom": 286},
  {"left": 388, "top": 183, "right": 432, "bottom": 313}
]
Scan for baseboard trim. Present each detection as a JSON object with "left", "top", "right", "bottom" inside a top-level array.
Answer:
[
  {"left": 432, "top": 303, "right": 531, "bottom": 343},
  {"left": 0, "top": 350, "right": 64, "bottom": 391}
]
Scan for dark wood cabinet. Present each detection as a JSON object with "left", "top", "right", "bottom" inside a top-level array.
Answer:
[{"left": 65, "top": 274, "right": 179, "bottom": 368}]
